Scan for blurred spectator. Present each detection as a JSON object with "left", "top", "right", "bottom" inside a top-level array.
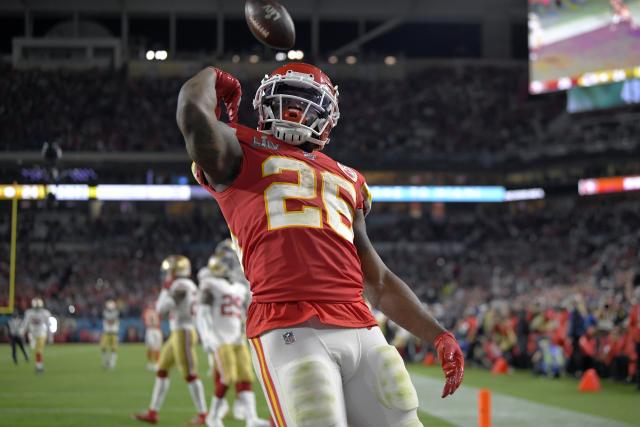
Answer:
[{"left": 1, "top": 64, "right": 639, "bottom": 165}]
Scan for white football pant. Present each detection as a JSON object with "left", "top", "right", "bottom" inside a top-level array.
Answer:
[{"left": 248, "top": 319, "right": 423, "bottom": 427}]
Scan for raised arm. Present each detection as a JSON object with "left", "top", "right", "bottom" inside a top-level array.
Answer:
[
  {"left": 176, "top": 67, "right": 243, "bottom": 191},
  {"left": 353, "top": 210, "right": 464, "bottom": 398}
]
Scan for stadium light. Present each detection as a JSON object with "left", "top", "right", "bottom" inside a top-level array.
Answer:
[
  {"left": 145, "top": 50, "right": 155, "bottom": 60},
  {"left": 345, "top": 55, "right": 357, "bottom": 65},
  {"left": 328, "top": 55, "right": 338, "bottom": 64},
  {"left": 231, "top": 54, "right": 240, "bottom": 63},
  {"left": 384, "top": 56, "right": 397, "bottom": 66},
  {"left": 155, "top": 50, "right": 168, "bottom": 61},
  {"left": 3, "top": 186, "right": 16, "bottom": 198},
  {"left": 275, "top": 52, "right": 287, "bottom": 61},
  {"left": 249, "top": 54, "right": 260, "bottom": 64},
  {"left": 287, "top": 50, "right": 304, "bottom": 60}
]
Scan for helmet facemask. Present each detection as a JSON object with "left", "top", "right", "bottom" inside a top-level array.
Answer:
[{"left": 254, "top": 70, "right": 339, "bottom": 149}]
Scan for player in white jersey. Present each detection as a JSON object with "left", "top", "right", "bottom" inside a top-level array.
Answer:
[
  {"left": 21, "top": 297, "right": 52, "bottom": 373},
  {"left": 197, "top": 254, "right": 269, "bottom": 427},
  {"left": 100, "top": 299, "right": 120, "bottom": 370},
  {"left": 204, "top": 239, "right": 246, "bottom": 376},
  {"left": 134, "top": 255, "right": 208, "bottom": 425}
]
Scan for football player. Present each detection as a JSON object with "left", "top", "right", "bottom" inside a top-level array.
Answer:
[
  {"left": 100, "top": 299, "right": 120, "bottom": 370},
  {"left": 143, "top": 302, "right": 163, "bottom": 371},
  {"left": 22, "top": 297, "right": 52, "bottom": 373},
  {"left": 196, "top": 254, "right": 269, "bottom": 427},
  {"left": 134, "top": 255, "right": 208, "bottom": 425},
  {"left": 178, "top": 63, "right": 464, "bottom": 427},
  {"left": 214, "top": 239, "right": 246, "bottom": 284},
  {"left": 7, "top": 312, "right": 29, "bottom": 364},
  {"left": 610, "top": 0, "right": 636, "bottom": 30}
]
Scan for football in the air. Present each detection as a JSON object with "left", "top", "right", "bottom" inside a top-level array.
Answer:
[{"left": 244, "top": 0, "right": 296, "bottom": 49}]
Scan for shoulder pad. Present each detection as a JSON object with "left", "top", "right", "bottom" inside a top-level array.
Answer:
[{"left": 171, "top": 278, "right": 196, "bottom": 292}]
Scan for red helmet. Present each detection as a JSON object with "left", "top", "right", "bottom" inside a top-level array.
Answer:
[{"left": 253, "top": 62, "right": 339, "bottom": 149}]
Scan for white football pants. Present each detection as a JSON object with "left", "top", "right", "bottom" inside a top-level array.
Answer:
[{"left": 248, "top": 319, "right": 423, "bottom": 427}]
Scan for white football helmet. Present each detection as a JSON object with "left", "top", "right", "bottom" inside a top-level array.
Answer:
[{"left": 253, "top": 62, "right": 339, "bottom": 149}]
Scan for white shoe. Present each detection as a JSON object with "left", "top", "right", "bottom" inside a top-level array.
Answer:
[
  {"left": 233, "top": 399, "right": 246, "bottom": 420},
  {"left": 206, "top": 399, "right": 229, "bottom": 427},
  {"left": 219, "top": 399, "right": 229, "bottom": 419},
  {"left": 206, "top": 417, "right": 225, "bottom": 427},
  {"left": 246, "top": 418, "right": 270, "bottom": 427}
]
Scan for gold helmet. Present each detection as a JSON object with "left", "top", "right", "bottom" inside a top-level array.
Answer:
[
  {"left": 207, "top": 255, "right": 232, "bottom": 278},
  {"left": 161, "top": 255, "right": 191, "bottom": 278},
  {"left": 214, "top": 238, "right": 236, "bottom": 258},
  {"left": 31, "top": 297, "right": 44, "bottom": 308}
]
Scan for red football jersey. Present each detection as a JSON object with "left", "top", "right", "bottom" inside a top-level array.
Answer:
[{"left": 193, "top": 124, "right": 377, "bottom": 337}]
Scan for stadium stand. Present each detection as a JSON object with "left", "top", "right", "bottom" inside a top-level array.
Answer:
[
  {"left": 2, "top": 64, "right": 639, "bottom": 168},
  {"left": 1, "top": 196, "right": 638, "bottom": 384}
]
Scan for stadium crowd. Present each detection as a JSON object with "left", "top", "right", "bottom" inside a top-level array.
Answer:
[
  {"left": 2, "top": 64, "right": 639, "bottom": 166},
  {"left": 1, "top": 196, "right": 638, "bottom": 387}
]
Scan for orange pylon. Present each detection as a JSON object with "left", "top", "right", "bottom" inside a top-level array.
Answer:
[
  {"left": 491, "top": 357, "right": 508, "bottom": 375},
  {"left": 578, "top": 368, "right": 601, "bottom": 392},
  {"left": 478, "top": 389, "right": 491, "bottom": 427}
]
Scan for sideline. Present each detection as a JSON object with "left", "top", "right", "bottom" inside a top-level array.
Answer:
[{"left": 411, "top": 374, "right": 633, "bottom": 427}]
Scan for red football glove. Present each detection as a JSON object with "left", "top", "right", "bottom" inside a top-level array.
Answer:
[
  {"left": 212, "top": 68, "right": 242, "bottom": 123},
  {"left": 434, "top": 331, "right": 464, "bottom": 398}
]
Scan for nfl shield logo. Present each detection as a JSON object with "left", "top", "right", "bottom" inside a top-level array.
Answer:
[{"left": 282, "top": 331, "right": 295, "bottom": 345}]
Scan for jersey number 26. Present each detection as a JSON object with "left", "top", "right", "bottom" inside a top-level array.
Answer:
[{"left": 262, "top": 156, "right": 356, "bottom": 242}]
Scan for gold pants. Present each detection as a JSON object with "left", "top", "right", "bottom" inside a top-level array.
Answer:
[
  {"left": 157, "top": 329, "right": 198, "bottom": 376},
  {"left": 215, "top": 342, "right": 254, "bottom": 384},
  {"left": 100, "top": 333, "right": 118, "bottom": 352}
]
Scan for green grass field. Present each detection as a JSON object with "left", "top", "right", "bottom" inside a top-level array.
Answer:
[
  {"left": 0, "top": 344, "right": 449, "bottom": 427},
  {"left": 0, "top": 344, "right": 637, "bottom": 427}
]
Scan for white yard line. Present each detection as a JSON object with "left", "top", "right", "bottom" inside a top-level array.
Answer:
[
  {"left": 411, "top": 374, "right": 634, "bottom": 427},
  {"left": 0, "top": 406, "right": 196, "bottom": 414}
]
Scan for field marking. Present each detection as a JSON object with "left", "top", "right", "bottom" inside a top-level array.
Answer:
[
  {"left": 0, "top": 407, "right": 198, "bottom": 414},
  {"left": 411, "top": 374, "right": 634, "bottom": 427},
  {"left": 0, "top": 391, "right": 150, "bottom": 398}
]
